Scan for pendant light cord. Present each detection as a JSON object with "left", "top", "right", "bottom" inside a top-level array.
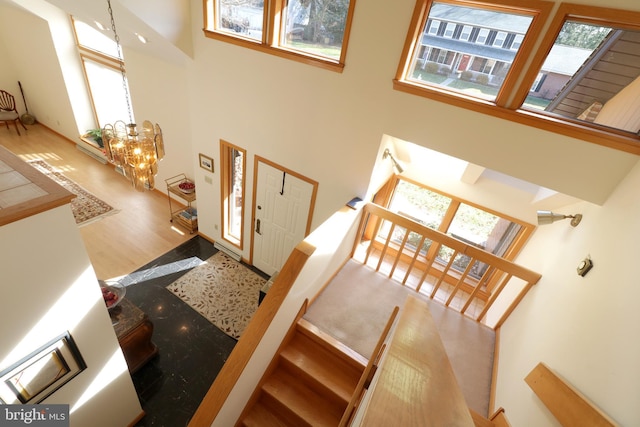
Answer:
[{"left": 107, "top": 0, "right": 134, "bottom": 125}]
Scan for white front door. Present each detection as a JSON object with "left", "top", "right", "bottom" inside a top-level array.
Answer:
[{"left": 253, "top": 161, "right": 315, "bottom": 276}]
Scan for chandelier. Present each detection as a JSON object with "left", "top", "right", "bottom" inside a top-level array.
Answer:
[{"left": 101, "top": 0, "right": 164, "bottom": 191}]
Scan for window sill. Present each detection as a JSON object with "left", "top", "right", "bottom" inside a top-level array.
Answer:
[
  {"left": 393, "top": 79, "right": 640, "bottom": 155},
  {"left": 203, "top": 29, "right": 345, "bottom": 73}
]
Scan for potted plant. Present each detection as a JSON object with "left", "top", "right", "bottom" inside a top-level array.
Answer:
[{"left": 84, "top": 129, "right": 103, "bottom": 148}]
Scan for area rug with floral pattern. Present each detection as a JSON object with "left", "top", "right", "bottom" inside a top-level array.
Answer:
[
  {"left": 165, "top": 252, "right": 267, "bottom": 340},
  {"left": 28, "top": 159, "right": 118, "bottom": 226}
]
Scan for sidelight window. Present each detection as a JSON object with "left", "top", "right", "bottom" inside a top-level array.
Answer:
[{"left": 220, "top": 140, "right": 246, "bottom": 249}]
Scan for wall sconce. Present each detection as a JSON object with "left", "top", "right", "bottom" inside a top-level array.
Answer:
[
  {"left": 383, "top": 148, "right": 404, "bottom": 174},
  {"left": 537, "top": 210, "right": 582, "bottom": 227}
]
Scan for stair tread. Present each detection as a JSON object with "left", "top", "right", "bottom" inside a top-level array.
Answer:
[
  {"left": 281, "top": 334, "right": 362, "bottom": 404},
  {"left": 262, "top": 367, "right": 344, "bottom": 426}
]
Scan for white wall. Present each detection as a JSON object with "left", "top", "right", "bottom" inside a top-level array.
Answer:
[
  {"left": 2, "top": 0, "right": 640, "bottom": 424},
  {"left": 0, "top": 0, "right": 193, "bottom": 185},
  {"left": 185, "top": 0, "right": 639, "bottom": 251},
  {"left": 0, "top": 206, "right": 142, "bottom": 426},
  {"left": 123, "top": 47, "right": 195, "bottom": 186},
  {"left": 498, "top": 161, "right": 640, "bottom": 426},
  {"left": 0, "top": 2, "right": 84, "bottom": 139}
]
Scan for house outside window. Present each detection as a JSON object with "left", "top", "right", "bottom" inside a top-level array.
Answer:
[
  {"left": 460, "top": 24, "right": 473, "bottom": 41},
  {"left": 521, "top": 18, "right": 640, "bottom": 135},
  {"left": 396, "top": 1, "right": 640, "bottom": 153},
  {"left": 493, "top": 31, "right": 507, "bottom": 48},
  {"left": 402, "top": 1, "right": 535, "bottom": 102},
  {"left": 510, "top": 33, "right": 524, "bottom": 50},
  {"left": 443, "top": 22, "right": 456, "bottom": 38},
  {"left": 429, "top": 19, "right": 441, "bottom": 35},
  {"left": 476, "top": 28, "right": 490, "bottom": 45}
]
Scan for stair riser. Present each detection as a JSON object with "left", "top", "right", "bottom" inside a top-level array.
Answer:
[
  {"left": 296, "top": 320, "right": 368, "bottom": 371},
  {"left": 278, "top": 355, "right": 350, "bottom": 409},
  {"left": 260, "top": 388, "right": 313, "bottom": 427}
]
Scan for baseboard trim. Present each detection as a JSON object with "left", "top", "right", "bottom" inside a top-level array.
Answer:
[
  {"left": 76, "top": 143, "right": 107, "bottom": 164},
  {"left": 214, "top": 241, "right": 242, "bottom": 261}
]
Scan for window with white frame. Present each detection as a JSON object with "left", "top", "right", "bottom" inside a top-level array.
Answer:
[
  {"left": 444, "top": 22, "right": 456, "bottom": 38},
  {"left": 429, "top": 19, "right": 441, "bottom": 35},
  {"left": 460, "top": 25, "right": 473, "bottom": 41},
  {"left": 510, "top": 33, "right": 524, "bottom": 50},
  {"left": 493, "top": 31, "right": 507, "bottom": 48},
  {"left": 475, "top": 28, "right": 490, "bottom": 44}
]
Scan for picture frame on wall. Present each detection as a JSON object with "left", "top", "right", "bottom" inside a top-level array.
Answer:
[
  {"left": 0, "top": 332, "right": 86, "bottom": 404},
  {"left": 199, "top": 153, "right": 214, "bottom": 172}
]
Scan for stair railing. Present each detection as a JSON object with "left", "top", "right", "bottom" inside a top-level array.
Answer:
[
  {"left": 339, "top": 305, "right": 399, "bottom": 427},
  {"left": 351, "top": 202, "right": 541, "bottom": 329}
]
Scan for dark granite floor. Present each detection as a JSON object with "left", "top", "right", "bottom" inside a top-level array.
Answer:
[{"left": 116, "top": 236, "right": 240, "bottom": 426}]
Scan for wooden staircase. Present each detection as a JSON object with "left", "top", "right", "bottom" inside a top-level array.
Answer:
[{"left": 237, "top": 318, "right": 368, "bottom": 427}]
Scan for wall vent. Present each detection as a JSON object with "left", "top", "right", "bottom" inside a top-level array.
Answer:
[
  {"left": 75, "top": 144, "right": 107, "bottom": 164},
  {"left": 214, "top": 241, "right": 242, "bottom": 261}
]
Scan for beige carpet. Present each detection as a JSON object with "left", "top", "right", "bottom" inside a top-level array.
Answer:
[
  {"left": 166, "top": 252, "right": 267, "bottom": 339},
  {"left": 29, "top": 160, "right": 118, "bottom": 226},
  {"left": 303, "top": 259, "right": 496, "bottom": 416}
]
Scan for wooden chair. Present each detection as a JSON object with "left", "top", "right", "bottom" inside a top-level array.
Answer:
[{"left": 0, "top": 90, "right": 27, "bottom": 135}]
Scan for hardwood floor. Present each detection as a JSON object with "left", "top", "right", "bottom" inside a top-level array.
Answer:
[{"left": 0, "top": 124, "right": 192, "bottom": 280}]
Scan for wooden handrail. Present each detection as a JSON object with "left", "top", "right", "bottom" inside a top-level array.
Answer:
[
  {"left": 188, "top": 241, "right": 316, "bottom": 426},
  {"left": 525, "top": 363, "right": 618, "bottom": 427},
  {"left": 339, "top": 305, "right": 399, "bottom": 427},
  {"left": 352, "top": 203, "right": 542, "bottom": 327},
  {"left": 361, "top": 203, "right": 541, "bottom": 283}
]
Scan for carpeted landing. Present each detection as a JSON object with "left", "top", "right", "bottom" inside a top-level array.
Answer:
[{"left": 303, "top": 259, "right": 496, "bottom": 417}]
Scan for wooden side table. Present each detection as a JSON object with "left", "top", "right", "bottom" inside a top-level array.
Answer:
[{"left": 110, "top": 298, "right": 158, "bottom": 373}]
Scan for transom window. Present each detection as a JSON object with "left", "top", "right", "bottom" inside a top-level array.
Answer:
[
  {"left": 395, "top": 1, "right": 640, "bottom": 154},
  {"left": 520, "top": 16, "right": 640, "bottom": 136},
  {"left": 400, "top": 1, "right": 538, "bottom": 102},
  {"left": 205, "top": 0, "right": 356, "bottom": 72}
]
